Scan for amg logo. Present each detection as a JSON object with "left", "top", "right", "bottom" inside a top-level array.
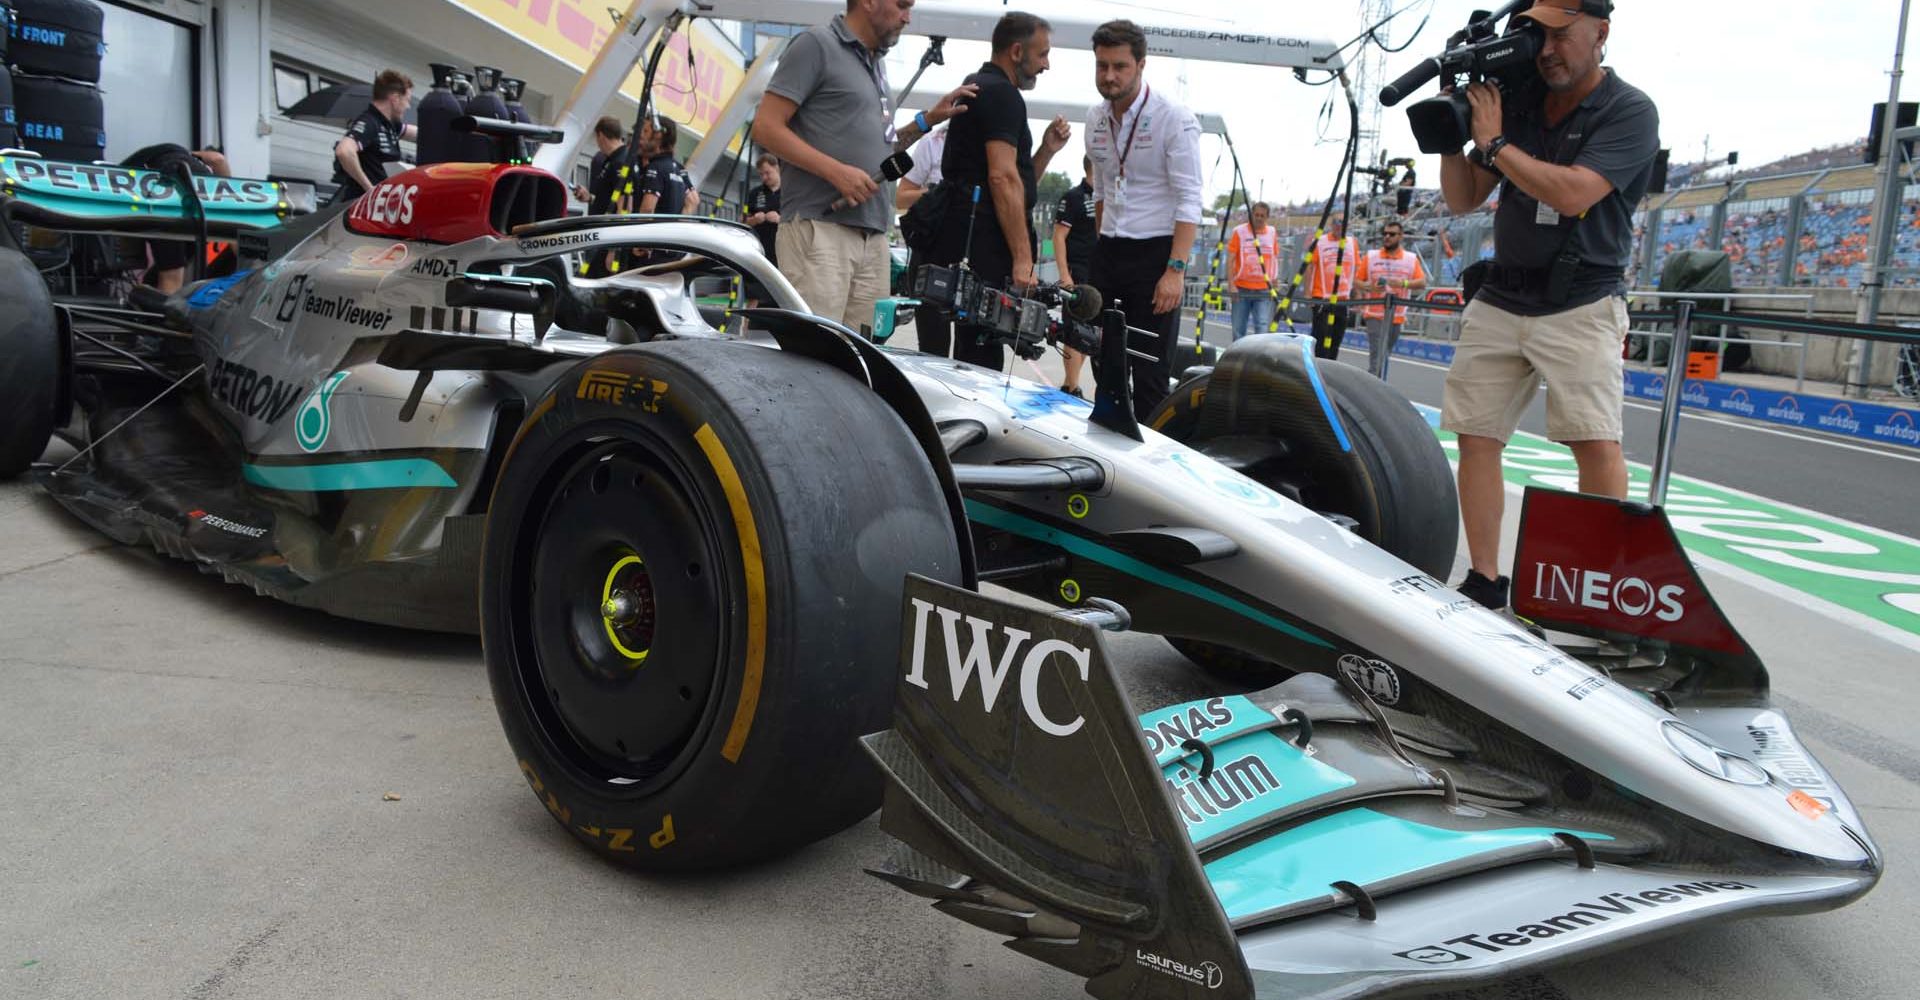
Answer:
[
  {"left": 210, "top": 357, "right": 302, "bottom": 425},
  {"left": 1166, "top": 753, "right": 1280, "bottom": 827},
  {"left": 1134, "top": 949, "right": 1223, "bottom": 989},
  {"left": 303, "top": 292, "right": 394, "bottom": 331},
  {"left": 1395, "top": 880, "right": 1756, "bottom": 965},
  {"left": 904, "top": 598, "right": 1091, "bottom": 737}
]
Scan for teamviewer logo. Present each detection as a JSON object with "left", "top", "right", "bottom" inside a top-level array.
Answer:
[{"left": 1395, "top": 945, "right": 1471, "bottom": 965}]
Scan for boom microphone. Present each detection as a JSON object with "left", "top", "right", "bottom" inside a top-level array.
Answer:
[
  {"left": 1379, "top": 58, "right": 1441, "bottom": 108},
  {"left": 831, "top": 150, "right": 914, "bottom": 211}
]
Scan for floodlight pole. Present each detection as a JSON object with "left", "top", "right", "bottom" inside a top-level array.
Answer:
[{"left": 1851, "top": 0, "right": 1913, "bottom": 397}]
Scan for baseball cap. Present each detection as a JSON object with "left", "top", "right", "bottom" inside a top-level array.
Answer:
[{"left": 1518, "top": 1, "right": 1614, "bottom": 28}]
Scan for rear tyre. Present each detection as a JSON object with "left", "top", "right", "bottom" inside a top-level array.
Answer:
[
  {"left": 0, "top": 247, "right": 61, "bottom": 478},
  {"left": 483, "top": 340, "right": 962, "bottom": 871},
  {"left": 1152, "top": 358, "right": 1457, "bottom": 681}
]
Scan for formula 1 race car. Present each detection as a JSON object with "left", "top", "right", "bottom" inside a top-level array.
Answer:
[{"left": 0, "top": 139, "right": 1879, "bottom": 1000}]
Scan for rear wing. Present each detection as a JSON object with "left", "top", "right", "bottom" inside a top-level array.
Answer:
[{"left": 0, "top": 153, "right": 315, "bottom": 238}]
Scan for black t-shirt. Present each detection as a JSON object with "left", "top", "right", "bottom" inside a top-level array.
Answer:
[
  {"left": 640, "top": 151, "right": 692, "bottom": 214},
  {"left": 748, "top": 183, "right": 781, "bottom": 261},
  {"left": 1054, "top": 180, "right": 1097, "bottom": 282},
  {"left": 940, "top": 63, "right": 1035, "bottom": 233},
  {"left": 587, "top": 146, "right": 633, "bottom": 216},
  {"left": 1482, "top": 70, "right": 1660, "bottom": 316},
  {"left": 331, "top": 104, "right": 406, "bottom": 199}
]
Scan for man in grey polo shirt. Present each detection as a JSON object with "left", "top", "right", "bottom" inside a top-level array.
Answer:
[
  {"left": 753, "top": 0, "right": 972, "bottom": 332},
  {"left": 1438, "top": 0, "right": 1659, "bottom": 610}
]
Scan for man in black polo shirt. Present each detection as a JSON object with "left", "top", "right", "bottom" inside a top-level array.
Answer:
[
  {"left": 1438, "top": 0, "right": 1660, "bottom": 610},
  {"left": 330, "top": 69, "right": 416, "bottom": 206},
  {"left": 1053, "top": 156, "right": 1097, "bottom": 395},
  {"left": 573, "top": 116, "right": 630, "bottom": 215},
  {"left": 930, "top": 12, "right": 1071, "bottom": 372}
]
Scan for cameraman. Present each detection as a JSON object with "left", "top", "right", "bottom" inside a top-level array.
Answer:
[
  {"left": 1437, "top": 0, "right": 1659, "bottom": 610},
  {"left": 929, "top": 12, "right": 1071, "bottom": 372}
]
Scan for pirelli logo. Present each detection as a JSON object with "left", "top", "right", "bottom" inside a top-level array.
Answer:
[{"left": 577, "top": 369, "right": 669, "bottom": 414}]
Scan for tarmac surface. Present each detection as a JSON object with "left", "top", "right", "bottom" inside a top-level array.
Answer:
[{"left": 4, "top": 325, "right": 1917, "bottom": 1000}]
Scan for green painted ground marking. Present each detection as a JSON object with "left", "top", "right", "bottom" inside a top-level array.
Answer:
[{"left": 1433, "top": 426, "right": 1920, "bottom": 647}]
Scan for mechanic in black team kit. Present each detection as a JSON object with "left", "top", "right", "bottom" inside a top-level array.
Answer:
[
  {"left": 930, "top": 12, "right": 1072, "bottom": 373},
  {"left": 631, "top": 117, "right": 700, "bottom": 216},
  {"left": 743, "top": 153, "right": 783, "bottom": 306},
  {"left": 1053, "top": 156, "right": 1097, "bottom": 396},
  {"left": 330, "top": 69, "right": 417, "bottom": 206}
]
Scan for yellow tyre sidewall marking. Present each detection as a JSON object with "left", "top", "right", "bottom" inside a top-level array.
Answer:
[
  {"left": 694, "top": 423, "right": 767, "bottom": 764},
  {"left": 600, "top": 554, "right": 650, "bottom": 664}
]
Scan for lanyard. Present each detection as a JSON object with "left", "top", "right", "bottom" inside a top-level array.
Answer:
[
  {"left": 844, "top": 26, "right": 895, "bottom": 144},
  {"left": 1108, "top": 86, "right": 1149, "bottom": 178}
]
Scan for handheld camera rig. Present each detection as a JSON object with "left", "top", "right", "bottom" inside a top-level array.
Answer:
[{"left": 1380, "top": 0, "right": 1557, "bottom": 154}]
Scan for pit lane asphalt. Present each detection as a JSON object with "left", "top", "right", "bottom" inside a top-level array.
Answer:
[{"left": 3, "top": 333, "right": 1915, "bottom": 1000}]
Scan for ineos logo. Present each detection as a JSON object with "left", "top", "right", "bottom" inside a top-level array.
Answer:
[
  {"left": 903, "top": 599, "right": 1090, "bottom": 737},
  {"left": 350, "top": 182, "right": 419, "bottom": 227},
  {"left": 1530, "top": 564, "right": 1685, "bottom": 622}
]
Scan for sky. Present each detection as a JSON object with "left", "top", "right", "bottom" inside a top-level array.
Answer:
[{"left": 879, "top": 0, "right": 1920, "bottom": 207}]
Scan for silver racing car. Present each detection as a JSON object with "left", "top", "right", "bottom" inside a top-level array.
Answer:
[{"left": 0, "top": 135, "right": 1879, "bottom": 999}]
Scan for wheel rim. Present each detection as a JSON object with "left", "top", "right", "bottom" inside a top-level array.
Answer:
[{"left": 514, "top": 430, "right": 731, "bottom": 790}]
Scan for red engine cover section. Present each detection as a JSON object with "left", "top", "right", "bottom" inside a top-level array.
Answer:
[
  {"left": 343, "top": 163, "right": 566, "bottom": 244},
  {"left": 1511, "top": 487, "right": 1755, "bottom": 658}
]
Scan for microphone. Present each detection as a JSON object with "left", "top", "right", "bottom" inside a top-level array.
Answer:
[
  {"left": 1061, "top": 284, "right": 1103, "bottom": 321},
  {"left": 831, "top": 150, "right": 914, "bottom": 211}
]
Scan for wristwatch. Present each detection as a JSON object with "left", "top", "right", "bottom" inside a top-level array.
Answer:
[
  {"left": 1482, "top": 135, "right": 1511, "bottom": 165},
  {"left": 1167, "top": 259, "right": 1187, "bottom": 272}
]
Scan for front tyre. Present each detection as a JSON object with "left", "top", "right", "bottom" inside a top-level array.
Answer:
[{"left": 482, "top": 340, "right": 961, "bottom": 871}]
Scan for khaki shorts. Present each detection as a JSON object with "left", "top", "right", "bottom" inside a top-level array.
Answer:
[
  {"left": 775, "top": 218, "right": 891, "bottom": 333},
  {"left": 1441, "top": 296, "right": 1628, "bottom": 444}
]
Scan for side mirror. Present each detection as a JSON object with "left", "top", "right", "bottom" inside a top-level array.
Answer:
[
  {"left": 446, "top": 274, "right": 556, "bottom": 339},
  {"left": 871, "top": 296, "right": 917, "bottom": 345}
]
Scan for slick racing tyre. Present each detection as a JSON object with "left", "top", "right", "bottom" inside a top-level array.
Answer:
[
  {"left": 11, "top": 0, "right": 106, "bottom": 83},
  {"left": 0, "top": 246, "right": 61, "bottom": 478},
  {"left": 483, "top": 340, "right": 962, "bottom": 871},
  {"left": 12, "top": 74, "right": 107, "bottom": 163},
  {"left": 1150, "top": 356, "right": 1457, "bottom": 680}
]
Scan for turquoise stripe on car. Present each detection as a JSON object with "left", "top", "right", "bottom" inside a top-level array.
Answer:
[
  {"left": 964, "top": 500, "right": 1335, "bottom": 649},
  {"left": 1204, "top": 808, "right": 1615, "bottom": 923},
  {"left": 1158, "top": 730, "right": 1359, "bottom": 844},
  {"left": 244, "top": 458, "right": 457, "bottom": 491}
]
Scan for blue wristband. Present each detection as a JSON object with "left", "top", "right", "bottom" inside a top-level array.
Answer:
[{"left": 914, "top": 110, "right": 930, "bottom": 133}]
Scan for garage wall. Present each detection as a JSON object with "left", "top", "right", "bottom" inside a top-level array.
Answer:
[{"left": 266, "top": 0, "right": 556, "bottom": 187}]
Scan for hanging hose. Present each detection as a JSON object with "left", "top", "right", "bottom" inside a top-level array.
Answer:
[{"left": 1276, "top": 70, "right": 1363, "bottom": 340}]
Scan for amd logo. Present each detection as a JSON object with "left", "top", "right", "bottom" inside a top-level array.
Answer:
[
  {"left": 1530, "top": 564, "right": 1685, "bottom": 622},
  {"left": 350, "top": 182, "right": 419, "bottom": 226},
  {"left": 903, "top": 598, "right": 1090, "bottom": 737}
]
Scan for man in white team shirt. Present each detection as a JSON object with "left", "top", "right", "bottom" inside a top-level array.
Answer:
[{"left": 1084, "top": 18, "right": 1204, "bottom": 420}]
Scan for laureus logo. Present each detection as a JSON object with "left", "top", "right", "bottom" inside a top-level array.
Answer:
[{"left": 296, "top": 371, "right": 350, "bottom": 453}]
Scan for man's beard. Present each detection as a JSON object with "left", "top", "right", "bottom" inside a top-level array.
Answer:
[
  {"left": 878, "top": 25, "right": 904, "bottom": 52},
  {"left": 1016, "top": 65, "right": 1041, "bottom": 90}
]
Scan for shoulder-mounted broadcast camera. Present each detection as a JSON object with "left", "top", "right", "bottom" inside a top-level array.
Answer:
[{"left": 1380, "top": 0, "right": 1612, "bottom": 154}]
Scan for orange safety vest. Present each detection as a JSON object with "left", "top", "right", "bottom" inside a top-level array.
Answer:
[
  {"left": 1228, "top": 222, "right": 1279, "bottom": 291},
  {"left": 1358, "top": 247, "right": 1426, "bottom": 323},
  {"left": 1307, "top": 235, "right": 1357, "bottom": 300}
]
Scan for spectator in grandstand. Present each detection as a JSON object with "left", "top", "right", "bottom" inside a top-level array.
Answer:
[
  {"left": 1355, "top": 219, "right": 1428, "bottom": 375},
  {"left": 752, "top": 0, "right": 975, "bottom": 330},
  {"left": 1437, "top": 0, "right": 1660, "bottom": 610},
  {"left": 1226, "top": 201, "right": 1280, "bottom": 340},
  {"left": 331, "top": 69, "right": 416, "bottom": 207}
]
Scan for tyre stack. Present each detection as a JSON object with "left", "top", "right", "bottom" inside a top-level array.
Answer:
[{"left": 8, "top": 0, "right": 108, "bottom": 163}]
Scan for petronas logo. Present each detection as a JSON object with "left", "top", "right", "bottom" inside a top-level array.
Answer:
[{"left": 296, "top": 371, "right": 349, "bottom": 453}]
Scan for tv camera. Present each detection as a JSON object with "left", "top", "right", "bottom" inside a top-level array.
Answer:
[
  {"left": 910, "top": 262, "right": 1106, "bottom": 362},
  {"left": 1377, "top": 1, "right": 1609, "bottom": 154}
]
